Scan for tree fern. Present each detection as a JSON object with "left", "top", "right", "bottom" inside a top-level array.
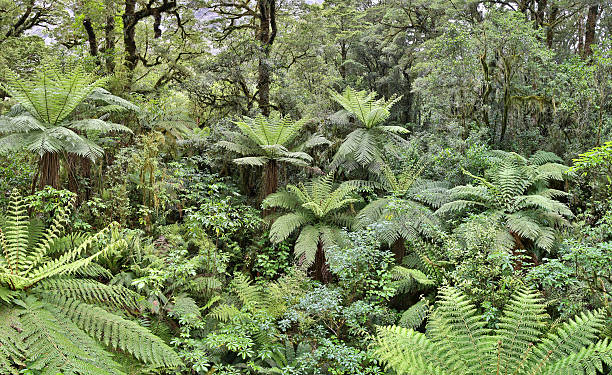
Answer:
[
  {"left": 356, "top": 163, "right": 441, "bottom": 260},
  {"left": 262, "top": 174, "right": 357, "bottom": 281},
  {"left": 0, "top": 190, "right": 181, "bottom": 374},
  {"left": 329, "top": 87, "right": 407, "bottom": 175},
  {"left": 217, "top": 111, "right": 329, "bottom": 197},
  {"left": 0, "top": 66, "right": 137, "bottom": 188},
  {"left": 374, "top": 286, "right": 612, "bottom": 375},
  {"left": 433, "top": 151, "right": 573, "bottom": 255}
]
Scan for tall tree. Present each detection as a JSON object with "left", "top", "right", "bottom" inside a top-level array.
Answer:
[{"left": 209, "top": 0, "right": 278, "bottom": 115}]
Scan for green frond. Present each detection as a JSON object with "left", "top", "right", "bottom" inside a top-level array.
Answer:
[
  {"left": 169, "top": 296, "right": 202, "bottom": 322},
  {"left": 0, "top": 191, "right": 179, "bottom": 372},
  {"left": 533, "top": 227, "right": 556, "bottom": 251},
  {"left": 276, "top": 156, "right": 310, "bottom": 167},
  {"left": 529, "top": 151, "right": 563, "bottom": 165},
  {"left": 67, "top": 119, "right": 133, "bottom": 134},
  {"left": 0, "top": 115, "right": 46, "bottom": 134},
  {"left": 218, "top": 112, "right": 315, "bottom": 172},
  {"left": 1, "top": 190, "right": 29, "bottom": 277},
  {"left": 374, "top": 287, "right": 610, "bottom": 375},
  {"left": 298, "top": 133, "right": 331, "bottom": 150},
  {"left": 374, "top": 325, "right": 446, "bottom": 375},
  {"left": 209, "top": 303, "right": 241, "bottom": 322},
  {"left": 0, "top": 307, "right": 22, "bottom": 374},
  {"left": 515, "top": 195, "right": 574, "bottom": 218},
  {"left": 540, "top": 339, "right": 612, "bottom": 375},
  {"left": 496, "top": 288, "right": 548, "bottom": 374},
  {"left": 392, "top": 266, "right": 435, "bottom": 294},
  {"left": 436, "top": 199, "right": 487, "bottom": 216},
  {"left": 399, "top": 298, "right": 431, "bottom": 329},
  {"left": 448, "top": 185, "right": 492, "bottom": 203},
  {"left": 233, "top": 156, "right": 269, "bottom": 166},
  {"left": 536, "top": 162, "right": 570, "bottom": 181},
  {"left": 0, "top": 67, "right": 136, "bottom": 161},
  {"left": 506, "top": 211, "right": 543, "bottom": 241},
  {"left": 269, "top": 212, "right": 310, "bottom": 243},
  {"left": 50, "top": 296, "right": 181, "bottom": 368},
  {"left": 0, "top": 134, "right": 29, "bottom": 153},
  {"left": 529, "top": 309, "right": 607, "bottom": 371},
  {"left": 379, "top": 125, "right": 409, "bottom": 134},
  {"left": 36, "top": 279, "right": 143, "bottom": 311},
  {"left": 26, "top": 223, "right": 126, "bottom": 288},
  {"left": 262, "top": 190, "right": 301, "bottom": 211},
  {"left": 87, "top": 88, "right": 140, "bottom": 113},
  {"left": 330, "top": 128, "right": 365, "bottom": 170},
  {"left": 328, "top": 87, "right": 401, "bottom": 128},
  {"left": 231, "top": 272, "right": 264, "bottom": 309},
  {"left": 294, "top": 225, "right": 321, "bottom": 268},
  {"left": 18, "top": 297, "right": 124, "bottom": 375},
  {"left": 427, "top": 287, "right": 491, "bottom": 373},
  {"left": 216, "top": 138, "right": 256, "bottom": 156},
  {"left": 2, "top": 66, "right": 108, "bottom": 125}
]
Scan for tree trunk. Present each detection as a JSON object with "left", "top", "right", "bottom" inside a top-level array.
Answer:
[
  {"left": 37, "top": 153, "right": 60, "bottom": 190},
  {"left": 312, "top": 240, "right": 332, "bottom": 283},
  {"left": 83, "top": 18, "right": 99, "bottom": 59},
  {"left": 546, "top": 5, "right": 558, "bottom": 48},
  {"left": 583, "top": 5, "right": 600, "bottom": 57},
  {"left": 256, "top": 0, "right": 276, "bottom": 116},
  {"left": 262, "top": 160, "right": 278, "bottom": 216},
  {"left": 263, "top": 160, "right": 278, "bottom": 198},
  {"left": 391, "top": 238, "right": 406, "bottom": 263},
  {"left": 103, "top": 2, "right": 116, "bottom": 74},
  {"left": 123, "top": 0, "right": 139, "bottom": 86},
  {"left": 339, "top": 42, "right": 347, "bottom": 79}
]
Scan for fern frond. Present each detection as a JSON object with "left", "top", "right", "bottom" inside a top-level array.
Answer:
[
  {"left": 36, "top": 279, "right": 143, "bottom": 311},
  {"left": 294, "top": 225, "right": 321, "bottom": 268},
  {"left": 529, "top": 309, "right": 607, "bottom": 372},
  {"left": 269, "top": 212, "right": 310, "bottom": 243},
  {"left": 50, "top": 296, "right": 181, "bottom": 368},
  {"left": 496, "top": 288, "right": 548, "bottom": 374},
  {"left": 232, "top": 273, "right": 264, "bottom": 309},
  {"left": 399, "top": 298, "right": 431, "bottom": 329},
  {"left": 19, "top": 297, "right": 124, "bottom": 375},
  {"left": 392, "top": 266, "right": 435, "bottom": 294},
  {"left": 374, "top": 325, "right": 446, "bottom": 375},
  {"left": 427, "top": 287, "right": 491, "bottom": 373}
]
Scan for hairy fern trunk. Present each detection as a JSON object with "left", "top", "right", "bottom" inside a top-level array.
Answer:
[
  {"left": 263, "top": 160, "right": 278, "bottom": 215},
  {"left": 391, "top": 239, "right": 406, "bottom": 263},
  {"left": 312, "top": 241, "right": 332, "bottom": 283},
  {"left": 37, "top": 153, "right": 60, "bottom": 189}
]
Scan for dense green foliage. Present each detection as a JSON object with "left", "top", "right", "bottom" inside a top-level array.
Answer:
[{"left": 0, "top": 0, "right": 611, "bottom": 374}]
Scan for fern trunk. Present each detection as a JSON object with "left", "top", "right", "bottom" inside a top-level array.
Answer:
[
  {"left": 312, "top": 241, "right": 332, "bottom": 283},
  {"left": 37, "top": 153, "right": 60, "bottom": 190},
  {"left": 391, "top": 239, "right": 406, "bottom": 263},
  {"left": 263, "top": 161, "right": 279, "bottom": 216}
]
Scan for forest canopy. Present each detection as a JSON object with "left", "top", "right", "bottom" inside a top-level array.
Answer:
[{"left": 0, "top": 0, "right": 611, "bottom": 374}]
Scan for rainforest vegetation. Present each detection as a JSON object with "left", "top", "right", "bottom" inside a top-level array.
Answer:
[{"left": 0, "top": 0, "right": 611, "bottom": 374}]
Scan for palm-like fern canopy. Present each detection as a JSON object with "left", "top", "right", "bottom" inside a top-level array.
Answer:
[
  {"left": 217, "top": 112, "right": 328, "bottom": 167},
  {"left": 262, "top": 174, "right": 357, "bottom": 267},
  {"left": 433, "top": 151, "right": 573, "bottom": 252},
  {"left": 329, "top": 87, "right": 406, "bottom": 174},
  {"left": 0, "top": 190, "right": 180, "bottom": 374},
  {"left": 0, "top": 66, "right": 136, "bottom": 160},
  {"left": 374, "top": 286, "right": 611, "bottom": 375},
  {"left": 355, "top": 164, "right": 442, "bottom": 246}
]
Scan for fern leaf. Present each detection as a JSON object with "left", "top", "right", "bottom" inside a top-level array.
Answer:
[{"left": 50, "top": 296, "right": 182, "bottom": 368}]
